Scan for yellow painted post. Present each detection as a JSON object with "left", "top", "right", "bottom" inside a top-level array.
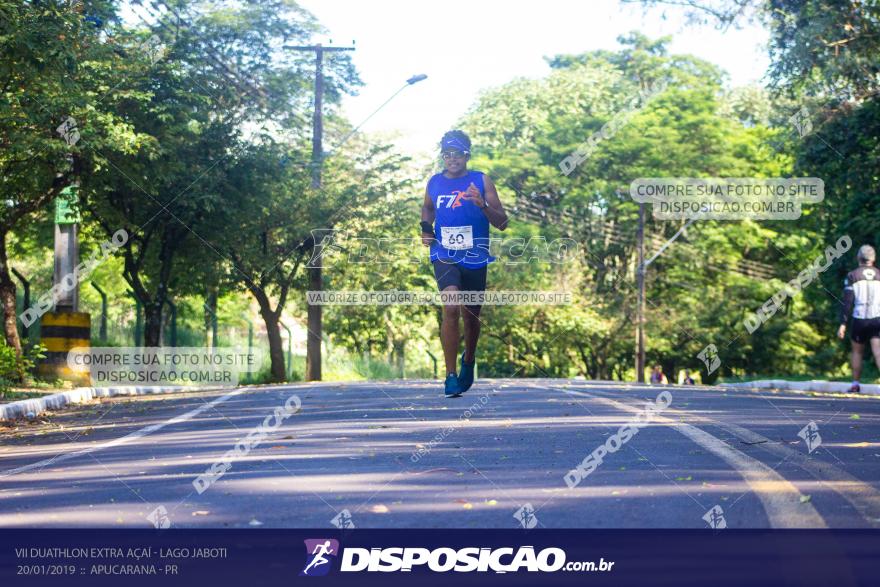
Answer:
[{"left": 38, "top": 311, "right": 91, "bottom": 385}]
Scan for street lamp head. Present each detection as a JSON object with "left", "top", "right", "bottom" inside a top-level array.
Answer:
[{"left": 406, "top": 74, "right": 428, "bottom": 85}]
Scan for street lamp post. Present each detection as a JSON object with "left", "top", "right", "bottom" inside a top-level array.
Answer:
[{"left": 285, "top": 45, "right": 426, "bottom": 381}]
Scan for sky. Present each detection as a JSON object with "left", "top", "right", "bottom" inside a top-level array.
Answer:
[{"left": 297, "top": 0, "right": 771, "bottom": 161}]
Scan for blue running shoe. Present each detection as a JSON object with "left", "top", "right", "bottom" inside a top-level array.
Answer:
[
  {"left": 459, "top": 352, "right": 475, "bottom": 393},
  {"left": 444, "top": 373, "right": 462, "bottom": 398}
]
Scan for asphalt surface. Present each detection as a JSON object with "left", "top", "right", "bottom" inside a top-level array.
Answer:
[{"left": 0, "top": 379, "right": 878, "bottom": 529}]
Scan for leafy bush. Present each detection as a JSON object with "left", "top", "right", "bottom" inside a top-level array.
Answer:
[{"left": 0, "top": 341, "right": 46, "bottom": 395}]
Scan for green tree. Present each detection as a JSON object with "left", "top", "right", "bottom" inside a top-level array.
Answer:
[
  {"left": 457, "top": 33, "right": 795, "bottom": 381},
  {"left": 214, "top": 137, "right": 412, "bottom": 381},
  {"left": 83, "top": 0, "right": 354, "bottom": 347},
  {"left": 0, "top": 0, "right": 137, "bottom": 373}
]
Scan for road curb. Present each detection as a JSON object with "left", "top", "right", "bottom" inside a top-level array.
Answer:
[
  {"left": 0, "top": 385, "right": 227, "bottom": 421},
  {"left": 725, "top": 379, "right": 880, "bottom": 396}
]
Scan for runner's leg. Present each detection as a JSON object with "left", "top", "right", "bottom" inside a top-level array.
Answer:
[
  {"left": 851, "top": 340, "right": 865, "bottom": 381},
  {"left": 460, "top": 265, "right": 487, "bottom": 364},
  {"left": 462, "top": 305, "right": 481, "bottom": 363},
  {"left": 441, "top": 286, "right": 461, "bottom": 375},
  {"left": 870, "top": 337, "right": 880, "bottom": 373},
  {"left": 434, "top": 261, "right": 464, "bottom": 376}
]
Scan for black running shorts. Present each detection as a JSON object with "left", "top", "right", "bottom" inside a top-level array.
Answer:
[
  {"left": 432, "top": 260, "right": 487, "bottom": 294},
  {"left": 851, "top": 317, "right": 880, "bottom": 343}
]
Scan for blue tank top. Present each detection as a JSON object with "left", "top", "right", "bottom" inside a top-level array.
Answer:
[{"left": 428, "top": 170, "right": 495, "bottom": 268}]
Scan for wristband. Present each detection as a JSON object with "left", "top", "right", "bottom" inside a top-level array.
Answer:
[{"left": 420, "top": 220, "right": 433, "bottom": 234}]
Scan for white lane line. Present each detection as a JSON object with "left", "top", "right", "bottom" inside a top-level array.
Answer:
[
  {"left": 576, "top": 385, "right": 880, "bottom": 527},
  {"left": 0, "top": 388, "right": 245, "bottom": 479},
  {"left": 559, "top": 388, "right": 827, "bottom": 528},
  {"left": 691, "top": 413, "right": 880, "bottom": 527}
]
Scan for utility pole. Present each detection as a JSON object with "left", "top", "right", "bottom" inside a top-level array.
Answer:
[
  {"left": 635, "top": 203, "right": 646, "bottom": 382},
  {"left": 288, "top": 42, "right": 355, "bottom": 382},
  {"left": 38, "top": 185, "right": 91, "bottom": 384}
]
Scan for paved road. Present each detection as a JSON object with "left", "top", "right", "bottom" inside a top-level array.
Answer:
[{"left": 0, "top": 380, "right": 878, "bottom": 529}]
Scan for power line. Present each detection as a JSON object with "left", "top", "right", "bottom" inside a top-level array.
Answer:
[
  {"left": 515, "top": 197, "right": 778, "bottom": 279},
  {"left": 514, "top": 201, "right": 777, "bottom": 282}
]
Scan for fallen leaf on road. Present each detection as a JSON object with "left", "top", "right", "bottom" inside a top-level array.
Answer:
[
  {"left": 462, "top": 503, "right": 473, "bottom": 510},
  {"left": 850, "top": 414, "right": 861, "bottom": 420},
  {"left": 485, "top": 499, "right": 498, "bottom": 506},
  {"left": 800, "top": 495, "right": 812, "bottom": 503},
  {"left": 371, "top": 504, "right": 390, "bottom": 514},
  {"left": 192, "top": 511, "right": 210, "bottom": 516},
  {"left": 675, "top": 476, "right": 693, "bottom": 482}
]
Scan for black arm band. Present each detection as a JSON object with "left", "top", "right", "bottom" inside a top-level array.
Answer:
[{"left": 420, "top": 220, "right": 433, "bottom": 234}]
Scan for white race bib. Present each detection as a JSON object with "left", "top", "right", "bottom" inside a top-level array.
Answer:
[{"left": 440, "top": 226, "right": 474, "bottom": 250}]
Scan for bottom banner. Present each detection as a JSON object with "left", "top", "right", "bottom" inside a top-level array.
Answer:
[{"left": 1, "top": 529, "right": 876, "bottom": 586}]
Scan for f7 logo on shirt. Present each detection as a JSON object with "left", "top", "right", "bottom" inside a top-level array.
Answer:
[{"left": 437, "top": 191, "right": 465, "bottom": 209}]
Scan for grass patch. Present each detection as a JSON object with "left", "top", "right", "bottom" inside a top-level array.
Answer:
[{"left": 0, "top": 389, "right": 56, "bottom": 401}]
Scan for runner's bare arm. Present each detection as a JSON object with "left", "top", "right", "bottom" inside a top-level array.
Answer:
[
  {"left": 481, "top": 175, "right": 509, "bottom": 231},
  {"left": 421, "top": 185, "right": 435, "bottom": 246}
]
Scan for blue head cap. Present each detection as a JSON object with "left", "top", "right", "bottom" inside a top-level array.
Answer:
[{"left": 441, "top": 133, "right": 471, "bottom": 154}]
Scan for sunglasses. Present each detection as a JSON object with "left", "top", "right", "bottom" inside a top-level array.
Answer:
[{"left": 441, "top": 150, "right": 468, "bottom": 160}]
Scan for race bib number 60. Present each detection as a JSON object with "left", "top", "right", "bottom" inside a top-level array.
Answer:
[{"left": 440, "top": 226, "right": 474, "bottom": 250}]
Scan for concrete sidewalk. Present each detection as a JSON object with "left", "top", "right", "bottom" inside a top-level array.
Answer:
[
  {"left": 0, "top": 385, "right": 226, "bottom": 421},
  {"left": 726, "top": 379, "right": 880, "bottom": 396}
]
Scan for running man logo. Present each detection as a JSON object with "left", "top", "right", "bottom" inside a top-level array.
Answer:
[
  {"left": 798, "top": 421, "right": 822, "bottom": 454},
  {"left": 702, "top": 505, "right": 727, "bottom": 530},
  {"left": 514, "top": 503, "right": 539, "bottom": 529},
  {"left": 437, "top": 191, "right": 465, "bottom": 210},
  {"left": 789, "top": 105, "right": 813, "bottom": 138},
  {"left": 300, "top": 539, "right": 340, "bottom": 577},
  {"left": 146, "top": 505, "right": 171, "bottom": 529},
  {"left": 56, "top": 116, "right": 80, "bottom": 146},
  {"left": 697, "top": 344, "right": 721, "bottom": 375},
  {"left": 330, "top": 509, "right": 355, "bottom": 529}
]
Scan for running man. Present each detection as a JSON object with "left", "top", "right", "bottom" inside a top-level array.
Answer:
[
  {"left": 837, "top": 244, "right": 880, "bottom": 393},
  {"left": 302, "top": 541, "right": 335, "bottom": 575},
  {"left": 421, "top": 130, "right": 508, "bottom": 397}
]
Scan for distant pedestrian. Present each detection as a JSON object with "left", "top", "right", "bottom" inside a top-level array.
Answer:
[
  {"left": 838, "top": 244, "right": 880, "bottom": 393},
  {"left": 650, "top": 364, "right": 668, "bottom": 385},
  {"left": 683, "top": 369, "right": 695, "bottom": 385}
]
